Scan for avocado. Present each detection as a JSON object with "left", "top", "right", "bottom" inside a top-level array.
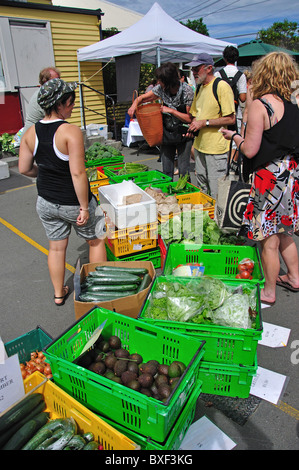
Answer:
[
  {"left": 168, "top": 362, "right": 181, "bottom": 378},
  {"left": 128, "top": 353, "right": 143, "bottom": 364},
  {"left": 121, "top": 370, "right": 138, "bottom": 385},
  {"left": 108, "top": 335, "right": 122, "bottom": 349},
  {"left": 127, "top": 379, "right": 141, "bottom": 391},
  {"left": 104, "top": 354, "right": 117, "bottom": 370},
  {"left": 138, "top": 373, "right": 154, "bottom": 389},
  {"left": 114, "top": 359, "right": 128, "bottom": 377},
  {"left": 115, "top": 348, "right": 129, "bottom": 358}
]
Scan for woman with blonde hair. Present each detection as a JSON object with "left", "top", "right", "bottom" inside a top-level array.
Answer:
[{"left": 222, "top": 52, "right": 299, "bottom": 306}]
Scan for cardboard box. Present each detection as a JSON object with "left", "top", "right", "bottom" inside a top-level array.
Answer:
[{"left": 74, "top": 261, "right": 155, "bottom": 321}]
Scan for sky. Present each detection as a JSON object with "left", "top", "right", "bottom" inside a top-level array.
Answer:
[{"left": 108, "top": 0, "right": 299, "bottom": 45}]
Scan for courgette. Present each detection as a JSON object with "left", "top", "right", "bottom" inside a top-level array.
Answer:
[
  {"left": 2, "top": 412, "right": 49, "bottom": 450},
  {"left": 82, "top": 431, "right": 94, "bottom": 443},
  {"left": 79, "top": 291, "right": 135, "bottom": 302},
  {"left": 137, "top": 273, "right": 152, "bottom": 293},
  {"left": 83, "top": 441, "right": 99, "bottom": 450},
  {"left": 0, "top": 399, "right": 46, "bottom": 449},
  {"left": 95, "top": 266, "right": 148, "bottom": 275},
  {"left": 85, "top": 276, "right": 140, "bottom": 285},
  {"left": 35, "top": 417, "right": 76, "bottom": 450},
  {"left": 64, "top": 434, "right": 86, "bottom": 450},
  {"left": 82, "top": 283, "right": 138, "bottom": 292},
  {"left": 87, "top": 271, "right": 141, "bottom": 283},
  {"left": 0, "top": 393, "right": 44, "bottom": 434}
]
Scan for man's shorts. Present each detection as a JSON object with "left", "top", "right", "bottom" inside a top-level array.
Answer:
[{"left": 36, "top": 195, "right": 106, "bottom": 241}]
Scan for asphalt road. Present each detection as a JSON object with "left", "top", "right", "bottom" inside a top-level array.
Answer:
[{"left": 0, "top": 143, "right": 298, "bottom": 451}]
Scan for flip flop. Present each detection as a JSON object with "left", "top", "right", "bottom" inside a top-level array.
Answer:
[
  {"left": 276, "top": 277, "right": 299, "bottom": 292},
  {"left": 261, "top": 300, "right": 276, "bottom": 306},
  {"left": 54, "top": 286, "right": 70, "bottom": 306}
]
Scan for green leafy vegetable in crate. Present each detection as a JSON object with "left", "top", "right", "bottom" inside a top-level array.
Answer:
[
  {"left": 144, "top": 277, "right": 258, "bottom": 329},
  {"left": 76, "top": 334, "right": 186, "bottom": 402},
  {"left": 158, "top": 210, "right": 244, "bottom": 245},
  {"left": 86, "top": 167, "right": 98, "bottom": 181},
  {"left": 116, "top": 162, "right": 149, "bottom": 175},
  {"left": 173, "top": 173, "right": 190, "bottom": 191},
  {"left": 85, "top": 142, "right": 122, "bottom": 162}
]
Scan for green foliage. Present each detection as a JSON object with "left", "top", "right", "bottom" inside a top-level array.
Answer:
[
  {"left": 0, "top": 133, "right": 16, "bottom": 154},
  {"left": 180, "top": 18, "right": 209, "bottom": 36},
  {"left": 258, "top": 20, "right": 299, "bottom": 51}
]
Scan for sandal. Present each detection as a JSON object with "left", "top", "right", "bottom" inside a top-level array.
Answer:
[{"left": 54, "top": 286, "right": 70, "bottom": 306}]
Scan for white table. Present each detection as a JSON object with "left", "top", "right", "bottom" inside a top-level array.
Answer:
[{"left": 122, "top": 120, "right": 144, "bottom": 147}]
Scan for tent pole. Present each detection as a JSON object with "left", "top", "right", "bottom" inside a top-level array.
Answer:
[
  {"left": 156, "top": 46, "right": 161, "bottom": 67},
  {"left": 78, "top": 60, "right": 84, "bottom": 128}
]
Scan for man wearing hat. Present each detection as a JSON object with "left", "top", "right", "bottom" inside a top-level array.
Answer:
[{"left": 186, "top": 53, "right": 236, "bottom": 198}]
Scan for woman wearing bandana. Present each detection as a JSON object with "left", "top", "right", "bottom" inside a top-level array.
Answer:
[{"left": 19, "top": 78, "right": 106, "bottom": 306}]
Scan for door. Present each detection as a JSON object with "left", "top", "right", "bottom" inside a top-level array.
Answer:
[{"left": 9, "top": 19, "right": 55, "bottom": 119}]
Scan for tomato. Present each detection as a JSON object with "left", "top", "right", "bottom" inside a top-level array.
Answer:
[
  {"left": 240, "top": 270, "right": 251, "bottom": 279},
  {"left": 238, "top": 259, "right": 254, "bottom": 274},
  {"left": 235, "top": 274, "right": 242, "bottom": 279}
]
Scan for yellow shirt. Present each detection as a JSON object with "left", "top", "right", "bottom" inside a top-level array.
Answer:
[{"left": 190, "top": 78, "right": 235, "bottom": 154}]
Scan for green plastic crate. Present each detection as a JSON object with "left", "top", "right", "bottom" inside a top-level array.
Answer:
[
  {"left": 163, "top": 243, "right": 265, "bottom": 286},
  {"left": 198, "top": 356, "right": 258, "bottom": 398},
  {"left": 44, "top": 307, "right": 205, "bottom": 443},
  {"left": 109, "top": 170, "right": 172, "bottom": 185},
  {"left": 138, "top": 276, "right": 262, "bottom": 367},
  {"left": 138, "top": 180, "right": 201, "bottom": 194},
  {"left": 102, "top": 381, "right": 202, "bottom": 450},
  {"left": 106, "top": 243, "right": 162, "bottom": 269},
  {"left": 85, "top": 154, "right": 124, "bottom": 168},
  {"left": 5, "top": 325, "right": 53, "bottom": 363}
]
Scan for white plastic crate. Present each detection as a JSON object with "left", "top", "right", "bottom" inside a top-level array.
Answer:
[{"left": 98, "top": 180, "right": 157, "bottom": 229}]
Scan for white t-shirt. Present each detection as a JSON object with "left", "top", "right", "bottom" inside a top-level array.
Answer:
[{"left": 215, "top": 65, "right": 247, "bottom": 131}]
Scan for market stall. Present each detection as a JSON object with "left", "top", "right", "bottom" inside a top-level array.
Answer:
[{"left": 0, "top": 137, "right": 267, "bottom": 451}]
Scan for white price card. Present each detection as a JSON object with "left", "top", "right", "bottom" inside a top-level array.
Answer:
[
  {"left": 0, "top": 354, "right": 25, "bottom": 413},
  {"left": 250, "top": 366, "right": 289, "bottom": 404},
  {"left": 179, "top": 416, "right": 236, "bottom": 451},
  {"left": 259, "top": 322, "right": 291, "bottom": 348}
]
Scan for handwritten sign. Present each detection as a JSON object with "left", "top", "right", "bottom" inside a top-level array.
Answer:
[{"left": 0, "top": 354, "right": 25, "bottom": 413}]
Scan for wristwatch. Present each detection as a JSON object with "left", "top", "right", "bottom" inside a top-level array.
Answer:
[{"left": 206, "top": 120, "right": 210, "bottom": 127}]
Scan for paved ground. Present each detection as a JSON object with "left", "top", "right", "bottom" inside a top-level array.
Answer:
[{"left": 0, "top": 143, "right": 298, "bottom": 450}]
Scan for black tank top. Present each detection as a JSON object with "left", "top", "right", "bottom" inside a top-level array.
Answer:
[
  {"left": 250, "top": 96, "right": 299, "bottom": 172},
  {"left": 34, "top": 120, "right": 92, "bottom": 205}
]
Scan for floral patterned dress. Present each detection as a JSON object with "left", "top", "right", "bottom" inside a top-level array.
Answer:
[{"left": 240, "top": 98, "right": 299, "bottom": 241}]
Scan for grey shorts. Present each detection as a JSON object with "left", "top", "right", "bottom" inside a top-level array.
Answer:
[{"left": 36, "top": 195, "right": 106, "bottom": 241}]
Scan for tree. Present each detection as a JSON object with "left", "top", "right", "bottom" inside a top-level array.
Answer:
[
  {"left": 258, "top": 20, "right": 299, "bottom": 51},
  {"left": 180, "top": 18, "right": 209, "bottom": 36}
]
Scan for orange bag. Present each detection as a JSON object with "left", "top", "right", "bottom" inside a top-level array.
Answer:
[{"left": 133, "top": 90, "right": 163, "bottom": 147}]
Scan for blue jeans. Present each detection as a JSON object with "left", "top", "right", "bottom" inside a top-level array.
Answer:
[{"left": 160, "top": 140, "right": 193, "bottom": 180}]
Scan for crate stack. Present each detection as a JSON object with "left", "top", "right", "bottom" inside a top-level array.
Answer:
[
  {"left": 43, "top": 307, "right": 206, "bottom": 450},
  {"left": 3, "top": 326, "right": 139, "bottom": 450},
  {"left": 97, "top": 170, "right": 174, "bottom": 269},
  {"left": 138, "top": 243, "right": 265, "bottom": 399}
]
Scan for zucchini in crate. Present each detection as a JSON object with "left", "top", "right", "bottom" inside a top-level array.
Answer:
[
  {"left": 2, "top": 412, "right": 49, "bottom": 450},
  {"left": 0, "top": 393, "right": 44, "bottom": 434},
  {"left": 95, "top": 265, "right": 148, "bottom": 276}
]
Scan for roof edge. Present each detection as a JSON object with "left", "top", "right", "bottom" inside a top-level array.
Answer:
[{"left": 0, "top": 1, "right": 104, "bottom": 17}]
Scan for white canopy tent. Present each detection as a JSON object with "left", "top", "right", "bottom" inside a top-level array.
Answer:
[
  {"left": 77, "top": 2, "right": 235, "bottom": 65},
  {"left": 77, "top": 2, "right": 236, "bottom": 128}
]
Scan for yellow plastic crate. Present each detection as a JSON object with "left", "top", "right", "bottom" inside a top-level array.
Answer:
[
  {"left": 23, "top": 371, "right": 139, "bottom": 450},
  {"left": 105, "top": 220, "right": 158, "bottom": 257},
  {"left": 87, "top": 169, "right": 110, "bottom": 200},
  {"left": 158, "top": 190, "right": 215, "bottom": 223}
]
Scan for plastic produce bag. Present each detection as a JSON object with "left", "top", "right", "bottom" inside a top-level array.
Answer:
[{"left": 210, "top": 293, "right": 252, "bottom": 329}]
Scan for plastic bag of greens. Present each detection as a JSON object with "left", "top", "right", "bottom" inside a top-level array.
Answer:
[
  {"left": 188, "top": 276, "right": 228, "bottom": 310},
  {"left": 167, "top": 294, "right": 206, "bottom": 322},
  {"left": 210, "top": 293, "right": 252, "bottom": 329}
]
